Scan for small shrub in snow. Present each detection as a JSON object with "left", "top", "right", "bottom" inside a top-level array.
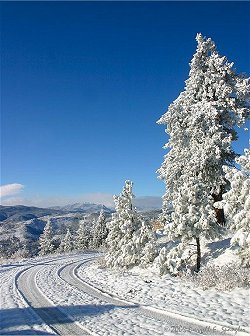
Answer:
[
  {"left": 11, "top": 247, "right": 30, "bottom": 259},
  {"left": 189, "top": 263, "right": 250, "bottom": 291},
  {"left": 96, "top": 256, "right": 107, "bottom": 269}
]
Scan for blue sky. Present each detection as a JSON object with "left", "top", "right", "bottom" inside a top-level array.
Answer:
[{"left": 1, "top": 1, "right": 249, "bottom": 207}]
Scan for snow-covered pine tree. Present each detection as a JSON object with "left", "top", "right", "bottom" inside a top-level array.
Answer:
[
  {"left": 215, "top": 149, "right": 250, "bottom": 267},
  {"left": 105, "top": 180, "right": 156, "bottom": 268},
  {"left": 75, "top": 218, "right": 89, "bottom": 250},
  {"left": 157, "top": 33, "right": 249, "bottom": 274},
  {"left": 39, "top": 219, "right": 55, "bottom": 256},
  {"left": 58, "top": 228, "right": 74, "bottom": 253},
  {"left": 92, "top": 209, "right": 108, "bottom": 249},
  {"left": 105, "top": 180, "right": 138, "bottom": 268}
]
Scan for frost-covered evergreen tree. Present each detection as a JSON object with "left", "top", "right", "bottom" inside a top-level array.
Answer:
[
  {"left": 39, "top": 219, "right": 55, "bottom": 256},
  {"left": 105, "top": 181, "right": 156, "bottom": 268},
  {"left": 58, "top": 229, "right": 74, "bottom": 253},
  {"left": 92, "top": 209, "right": 108, "bottom": 249},
  {"left": 215, "top": 149, "right": 250, "bottom": 267},
  {"left": 105, "top": 181, "right": 138, "bottom": 268},
  {"left": 75, "top": 218, "right": 89, "bottom": 250},
  {"left": 157, "top": 33, "right": 249, "bottom": 274}
]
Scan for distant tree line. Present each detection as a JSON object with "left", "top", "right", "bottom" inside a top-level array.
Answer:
[{"left": 38, "top": 209, "right": 108, "bottom": 256}]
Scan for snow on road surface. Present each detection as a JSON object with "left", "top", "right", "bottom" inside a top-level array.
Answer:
[
  {"left": 0, "top": 257, "right": 57, "bottom": 335},
  {"left": 0, "top": 253, "right": 249, "bottom": 336}
]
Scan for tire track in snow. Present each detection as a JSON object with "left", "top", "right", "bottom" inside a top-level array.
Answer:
[
  {"left": 15, "top": 256, "right": 95, "bottom": 335},
  {"left": 1, "top": 262, "right": 56, "bottom": 335},
  {"left": 58, "top": 260, "right": 224, "bottom": 335},
  {"left": 72, "top": 260, "right": 250, "bottom": 336}
]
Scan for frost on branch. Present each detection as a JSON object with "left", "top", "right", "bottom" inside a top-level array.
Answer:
[
  {"left": 105, "top": 181, "right": 157, "bottom": 268},
  {"left": 156, "top": 33, "right": 249, "bottom": 274},
  {"left": 215, "top": 149, "right": 250, "bottom": 267}
]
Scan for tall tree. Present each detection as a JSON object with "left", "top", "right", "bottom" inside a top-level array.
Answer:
[
  {"left": 39, "top": 219, "right": 55, "bottom": 256},
  {"left": 157, "top": 34, "right": 249, "bottom": 273},
  {"left": 215, "top": 149, "right": 250, "bottom": 267}
]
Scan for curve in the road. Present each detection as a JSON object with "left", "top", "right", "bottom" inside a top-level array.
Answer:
[
  {"left": 16, "top": 257, "right": 95, "bottom": 336},
  {"left": 58, "top": 260, "right": 225, "bottom": 336}
]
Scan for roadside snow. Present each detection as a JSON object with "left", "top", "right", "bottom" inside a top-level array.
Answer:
[{"left": 77, "top": 258, "right": 250, "bottom": 333}]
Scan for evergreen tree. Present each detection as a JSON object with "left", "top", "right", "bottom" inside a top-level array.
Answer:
[
  {"left": 157, "top": 34, "right": 249, "bottom": 274},
  {"left": 58, "top": 229, "right": 74, "bottom": 253},
  {"left": 39, "top": 219, "right": 55, "bottom": 256},
  {"left": 105, "top": 181, "right": 156, "bottom": 268},
  {"left": 92, "top": 209, "right": 108, "bottom": 249},
  {"left": 215, "top": 149, "right": 250, "bottom": 267},
  {"left": 75, "top": 218, "right": 89, "bottom": 250}
]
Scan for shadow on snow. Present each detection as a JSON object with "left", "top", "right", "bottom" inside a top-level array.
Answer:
[{"left": 0, "top": 303, "right": 137, "bottom": 334}]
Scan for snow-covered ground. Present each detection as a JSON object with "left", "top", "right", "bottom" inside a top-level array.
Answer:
[
  {"left": 0, "top": 252, "right": 249, "bottom": 336},
  {"left": 78, "top": 258, "right": 249, "bottom": 334}
]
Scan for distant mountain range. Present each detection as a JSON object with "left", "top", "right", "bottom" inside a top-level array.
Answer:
[
  {"left": 0, "top": 203, "right": 113, "bottom": 259},
  {"left": 0, "top": 199, "right": 163, "bottom": 259},
  {"left": 50, "top": 202, "right": 113, "bottom": 214},
  {"left": 0, "top": 205, "right": 63, "bottom": 223}
]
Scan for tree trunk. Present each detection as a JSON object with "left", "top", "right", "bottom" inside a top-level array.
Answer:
[
  {"left": 212, "top": 186, "right": 226, "bottom": 226},
  {"left": 196, "top": 237, "right": 201, "bottom": 272}
]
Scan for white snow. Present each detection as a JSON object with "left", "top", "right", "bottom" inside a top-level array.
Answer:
[
  {"left": 0, "top": 258, "right": 56, "bottom": 335},
  {"left": 0, "top": 253, "right": 249, "bottom": 336},
  {"left": 77, "top": 258, "right": 250, "bottom": 334}
]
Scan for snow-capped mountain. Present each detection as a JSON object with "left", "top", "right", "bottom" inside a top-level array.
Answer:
[{"left": 50, "top": 202, "right": 113, "bottom": 214}]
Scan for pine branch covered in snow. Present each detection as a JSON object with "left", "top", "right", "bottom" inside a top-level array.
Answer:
[
  {"left": 157, "top": 33, "right": 249, "bottom": 274},
  {"left": 215, "top": 149, "right": 250, "bottom": 267}
]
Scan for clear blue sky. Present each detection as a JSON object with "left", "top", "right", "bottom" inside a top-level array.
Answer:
[{"left": 1, "top": 1, "right": 249, "bottom": 205}]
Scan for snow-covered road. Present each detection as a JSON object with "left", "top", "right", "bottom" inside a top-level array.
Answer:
[
  {"left": 0, "top": 253, "right": 248, "bottom": 335},
  {"left": 17, "top": 263, "right": 90, "bottom": 335}
]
